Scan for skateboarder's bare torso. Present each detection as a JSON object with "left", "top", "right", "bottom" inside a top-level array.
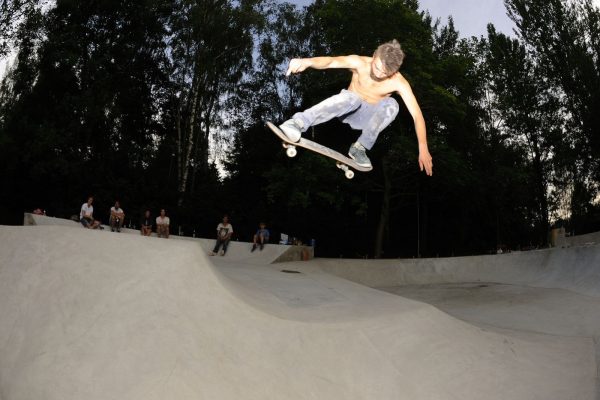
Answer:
[{"left": 346, "top": 56, "right": 402, "bottom": 104}]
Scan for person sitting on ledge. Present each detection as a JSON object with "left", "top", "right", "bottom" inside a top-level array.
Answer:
[
  {"left": 251, "top": 222, "right": 270, "bottom": 252},
  {"left": 80, "top": 196, "right": 101, "bottom": 229},
  {"left": 109, "top": 200, "right": 125, "bottom": 232},
  {"left": 209, "top": 214, "right": 233, "bottom": 256},
  {"left": 156, "top": 209, "right": 170, "bottom": 238},
  {"left": 140, "top": 209, "right": 153, "bottom": 236}
]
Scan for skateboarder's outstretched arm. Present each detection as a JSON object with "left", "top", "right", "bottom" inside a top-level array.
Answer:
[
  {"left": 396, "top": 74, "right": 433, "bottom": 176},
  {"left": 286, "top": 55, "right": 362, "bottom": 76}
]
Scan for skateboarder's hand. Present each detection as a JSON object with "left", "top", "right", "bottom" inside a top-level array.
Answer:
[
  {"left": 419, "top": 150, "right": 433, "bottom": 176},
  {"left": 286, "top": 58, "right": 310, "bottom": 76}
]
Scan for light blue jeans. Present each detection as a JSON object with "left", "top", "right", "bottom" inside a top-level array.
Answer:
[{"left": 292, "top": 89, "right": 399, "bottom": 150}]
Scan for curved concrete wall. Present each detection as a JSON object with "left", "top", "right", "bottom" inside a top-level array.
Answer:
[
  {"left": 313, "top": 245, "right": 600, "bottom": 297},
  {"left": 564, "top": 231, "right": 600, "bottom": 247}
]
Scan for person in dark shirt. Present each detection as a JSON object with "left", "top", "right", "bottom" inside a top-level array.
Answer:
[{"left": 140, "top": 209, "right": 153, "bottom": 236}]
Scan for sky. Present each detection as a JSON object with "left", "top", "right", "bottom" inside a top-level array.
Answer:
[
  {"left": 289, "top": 0, "right": 517, "bottom": 37},
  {"left": 290, "top": 0, "right": 600, "bottom": 38},
  {"left": 418, "top": 0, "right": 515, "bottom": 37},
  {"left": 421, "top": 0, "right": 600, "bottom": 38}
]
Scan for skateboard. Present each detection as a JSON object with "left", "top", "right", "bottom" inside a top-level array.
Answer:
[{"left": 266, "top": 121, "right": 372, "bottom": 179}]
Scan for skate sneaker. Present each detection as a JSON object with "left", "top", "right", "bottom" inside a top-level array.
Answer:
[
  {"left": 279, "top": 119, "right": 303, "bottom": 142},
  {"left": 348, "top": 142, "right": 372, "bottom": 168}
]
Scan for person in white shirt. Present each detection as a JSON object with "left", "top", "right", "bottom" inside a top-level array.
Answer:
[
  {"left": 80, "top": 196, "right": 101, "bottom": 229},
  {"left": 209, "top": 215, "right": 234, "bottom": 256},
  {"left": 109, "top": 200, "right": 126, "bottom": 232},
  {"left": 156, "top": 209, "right": 170, "bottom": 238}
]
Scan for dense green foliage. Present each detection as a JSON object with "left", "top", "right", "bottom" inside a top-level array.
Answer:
[{"left": 1, "top": 0, "right": 599, "bottom": 257}]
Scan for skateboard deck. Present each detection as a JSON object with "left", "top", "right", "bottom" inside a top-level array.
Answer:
[{"left": 266, "top": 121, "right": 372, "bottom": 179}]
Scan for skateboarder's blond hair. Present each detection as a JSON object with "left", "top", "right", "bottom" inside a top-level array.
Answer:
[{"left": 374, "top": 39, "right": 405, "bottom": 74}]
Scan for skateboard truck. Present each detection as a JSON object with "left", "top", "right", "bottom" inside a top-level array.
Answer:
[
  {"left": 282, "top": 142, "right": 297, "bottom": 158},
  {"left": 336, "top": 162, "right": 354, "bottom": 179}
]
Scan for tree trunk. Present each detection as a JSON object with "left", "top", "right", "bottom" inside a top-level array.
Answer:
[
  {"left": 533, "top": 149, "right": 549, "bottom": 245},
  {"left": 177, "top": 69, "right": 201, "bottom": 207},
  {"left": 175, "top": 95, "right": 183, "bottom": 194},
  {"left": 421, "top": 192, "right": 428, "bottom": 256},
  {"left": 374, "top": 160, "right": 391, "bottom": 258}
]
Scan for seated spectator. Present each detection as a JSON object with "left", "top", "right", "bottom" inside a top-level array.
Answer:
[
  {"left": 209, "top": 215, "right": 233, "bottom": 256},
  {"left": 140, "top": 209, "right": 153, "bottom": 236},
  {"left": 251, "top": 222, "right": 270, "bottom": 252},
  {"left": 109, "top": 200, "right": 125, "bottom": 232},
  {"left": 80, "top": 196, "right": 101, "bottom": 229},
  {"left": 156, "top": 209, "right": 170, "bottom": 238}
]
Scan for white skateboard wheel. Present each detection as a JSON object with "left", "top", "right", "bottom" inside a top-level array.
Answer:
[
  {"left": 286, "top": 146, "right": 297, "bottom": 157},
  {"left": 345, "top": 170, "right": 354, "bottom": 179}
]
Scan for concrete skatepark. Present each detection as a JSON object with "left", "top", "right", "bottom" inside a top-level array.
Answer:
[{"left": 0, "top": 214, "right": 598, "bottom": 399}]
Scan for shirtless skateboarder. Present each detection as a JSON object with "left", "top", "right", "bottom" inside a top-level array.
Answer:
[{"left": 279, "top": 39, "right": 433, "bottom": 175}]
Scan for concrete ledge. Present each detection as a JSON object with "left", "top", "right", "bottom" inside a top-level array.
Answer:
[
  {"left": 22, "top": 213, "right": 303, "bottom": 264},
  {"left": 563, "top": 231, "right": 600, "bottom": 247},
  {"left": 272, "top": 245, "right": 314, "bottom": 263},
  {"left": 24, "top": 213, "right": 80, "bottom": 227}
]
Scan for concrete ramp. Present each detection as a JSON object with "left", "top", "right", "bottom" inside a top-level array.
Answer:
[
  {"left": 23, "top": 213, "right": 306, "bottom": 265},
  {"left": 0, "top": 225, "right": 595, "bottom": 399},
  {"left": 309, "top": 245, "right": 600, "bottom": 296}
]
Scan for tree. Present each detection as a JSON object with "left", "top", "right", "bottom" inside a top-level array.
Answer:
[
  {"left": 505, "top": 0, "right": 600, "bottom": 232},
  {"left": 0, "top": 0, "right": 174, "bottom": 222},
  {"left": 483, "top": 26, "right": 561, "bottom": 243},
  {"left": 0, "top": 0, "right": 41, "bottom": 57},
  {"left": 168, "top": 0, "right": 262, "bottom": 207}
]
